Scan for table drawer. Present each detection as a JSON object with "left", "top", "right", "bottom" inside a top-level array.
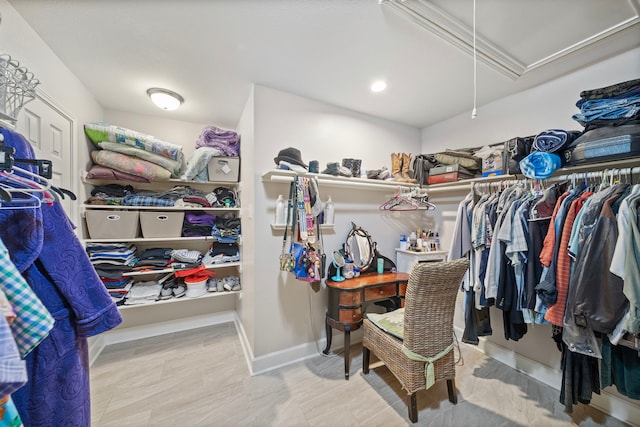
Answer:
[
  {"left": 364, "top": 284, "right": 397, "bottom": 301},
  {"left": 338, "top": 308, "right": 362, "bottom": 323},
  {"left": 399, "top": 283, "right": 407, "bottom": 296},
  {"left": 339, "top": 291, "right": 362, "bottom": 306}
]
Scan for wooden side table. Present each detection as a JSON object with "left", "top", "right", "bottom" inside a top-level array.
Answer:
[{"left": 324, "top": 271, "right": 410, "bottom": 379}]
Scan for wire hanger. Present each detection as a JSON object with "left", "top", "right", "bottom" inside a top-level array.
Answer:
[{"left": 379, "top": 188, "right": 419, "bottom": 211}]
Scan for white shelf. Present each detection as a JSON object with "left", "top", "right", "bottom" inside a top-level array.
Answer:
[
  {"left": 425, "top": 157, "right": 640, "bottom": 194},
  {"left": 82, "top": 176, "right": 239, "bottom": 188},
  {"left": 261, "top": 169, "right": 418, "bottom": 191},
  {"left": 83, "top": 236, "right": 218, "bottom": 244},
  {"left": 117, "top": 290, "right": 240, "bottom": 311},
  {"left": 270, "top": 224, "right": 334, "bottom": 232},
  {"left": 82, "top": 204, "right": 240, "bottom": 212},
  {"left": 395, "top": 249, "right": 447, "bottom": 256},
  {"left": 122, "top": 261, "right": 241, "bottom": 277}
]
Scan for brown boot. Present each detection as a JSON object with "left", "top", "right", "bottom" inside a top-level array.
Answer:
[
  {"left": 391, "top": 153, "right": 404, "bottom": 181},
  {"left": 401, "top": 153, "right": 417, "bottom": 183}
]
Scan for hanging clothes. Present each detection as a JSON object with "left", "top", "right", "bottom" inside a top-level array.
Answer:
[
  {"left": 0, "top": 238, "right": 54, "bottom": 358},
  {"left": 610, "top": 186, "right": 640, "bottom": 334},
  {"left": 0, "top": 127, "right": 122, "bottom": 427},
  {"left": 601, "top": 335, "right": 640, "bottom": 399},
  {"left": 569, "top": 184, "right": 628, "bottom": 333},
  {"left": 449, "top": 191, "right": 491, "bottom": 344},
  {"left": 544, "top": 188, "right": 592, "bottom": 326},
  {"left": 0, "top": 287, "right": 27, "bottom": 400}
]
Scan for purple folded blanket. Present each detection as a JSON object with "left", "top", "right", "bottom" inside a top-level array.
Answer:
[{"left": 195, "top": 126, "right": 240, "bottom": 156}]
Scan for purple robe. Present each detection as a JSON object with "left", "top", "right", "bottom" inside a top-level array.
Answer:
[{"left": 0, "top": 127, "right": 122, "bottom": 426}]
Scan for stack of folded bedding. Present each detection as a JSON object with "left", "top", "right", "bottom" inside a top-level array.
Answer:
[
  {"left": 84, "top": 122, "right": 185, "bottom": 181},
  {"left": 181, "top": 125, "right": 240, "bottom": 181}
]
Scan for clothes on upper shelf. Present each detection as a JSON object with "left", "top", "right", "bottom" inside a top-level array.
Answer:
[
  {"left": 86, "top": 184, "right": 237, "bottom": 210},
  {"left": 572, "top": 78, "right": 640, "bottom": 132},
  {"left": 182, "top": 211, "right": 215, "bottom": 237},
  {"left": 0, "top": 126, "right": 122, "bottom": 427},
  {"left": 212, "top": 216, "right": 241, "bottom": 243}
]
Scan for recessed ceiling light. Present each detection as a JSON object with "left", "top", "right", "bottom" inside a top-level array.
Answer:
[
  {"left": 370, "top": 80, "right": 387, "bottom": 93},
  {"left": 146, "top": 88, "right": 184, "bottom": 110}
]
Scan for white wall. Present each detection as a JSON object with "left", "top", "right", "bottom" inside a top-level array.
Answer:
[
  {"left": 236, "top": 86, "right": 256, "bottom": 358},
  {"left": 422, "top": 48, "right": 640, "bottom": 149},
  {"left": 248, "top": 85, "right": 421, "bottom": 368},
  {"left": 421, "top": 47, "right": 640, "bottom": 420},
  {"left": 0, "top": 0, "right": 104, "bottom": 221}
]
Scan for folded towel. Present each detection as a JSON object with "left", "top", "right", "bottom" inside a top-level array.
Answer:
[
  {"left": 195, "top": 126, "right": 240, "bottom": 156},
  {"left": 533, "top": 129, "right": 581, "bottom": 153},
  {"left": 520, "top": 152, "right": 562, "bottom": 180},
  {"left": 181, "top": 147, "right": 225, "bottom": 181}
]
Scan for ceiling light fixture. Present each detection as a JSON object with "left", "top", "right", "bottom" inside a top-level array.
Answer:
[
  {"left": 370, "top": 80, "right": 387, "bottom": 93},
  {"left": 146, "top": 88, "right": 184, "bottom": 111}
]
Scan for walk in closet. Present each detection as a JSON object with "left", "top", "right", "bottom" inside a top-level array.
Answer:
[
  {"left": 81, "top": 175, "right": 242, "bottom": 339},
  {"left": 4, "top": 1, "right": 640, "bottom": 424}
]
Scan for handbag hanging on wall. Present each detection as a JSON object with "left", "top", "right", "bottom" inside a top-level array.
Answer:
[
  {"left": 292, "top": 176, "right": 324, "bottom": 283},
  {"left": 279, "top": 181, "right": 296, "bottom": 272},
  {"left": 279, "top": 176, "right": 325, "bottom": 284}
]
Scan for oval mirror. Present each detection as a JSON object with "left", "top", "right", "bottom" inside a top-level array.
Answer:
[{"left": 344, "top": 223, "right": 375, "bottom": 272}]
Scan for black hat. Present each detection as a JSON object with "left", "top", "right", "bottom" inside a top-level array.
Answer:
[{"left": 274, "top": 147, "right": 307, "bottom": 168}]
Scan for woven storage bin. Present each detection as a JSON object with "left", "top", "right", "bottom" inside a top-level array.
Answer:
[
  {"left": 139, "top": 211, "right": 185, "bottom": 238},
  {"left": 86, "top": 210, "right": 140, "bottom": 239}
]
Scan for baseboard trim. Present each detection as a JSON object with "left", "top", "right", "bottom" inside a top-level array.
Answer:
[
  {"left": 250, "top": 340, "right": 324, "bottom": 376},
  {"left": 234, "top": 312, "right": 354, "bottom": 376},
  {"left": 100, "top": 311, "right": 235, "bottom": 346},
  {"left": 454, "top": 326, "right": 640, "bottom": 427},
  {"left": 233, "top": 312, "right": 256, "bottom": 376}
]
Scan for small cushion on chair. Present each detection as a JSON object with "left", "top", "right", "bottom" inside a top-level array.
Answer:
[{"left": 367, "top": 308, "right": 404, "bottom": 339}]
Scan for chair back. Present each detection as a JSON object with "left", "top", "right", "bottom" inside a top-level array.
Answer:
[{"left": 402, "top": 258, "right": 469, "bottom": 357}]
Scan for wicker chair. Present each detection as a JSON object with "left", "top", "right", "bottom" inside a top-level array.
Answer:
[{"left": 362, "top": 258, "right": 469, "bottom": 423}]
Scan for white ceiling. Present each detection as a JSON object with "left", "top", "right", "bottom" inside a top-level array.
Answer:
[{"left": 6, "top": 0, "right": 640, "bottom": 130}]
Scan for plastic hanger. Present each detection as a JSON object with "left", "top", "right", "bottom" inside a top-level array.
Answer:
[
  {"left": 1, "top": 166, "right": 51, "bottom": 193},
  {"left": 0, "top": 132, "right": 75, "bottom": 201},
  {"left": 0, "top": 186, "right": 41, "bottom": 210}
]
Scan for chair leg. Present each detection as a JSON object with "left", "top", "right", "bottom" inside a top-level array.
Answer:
[
  {"left": 362, "top": 346, "right": 370, "bottom": 374},
  {"left": 408, "top": 393, "right": 418, "bottom": 423},
  {"left": 447, "top": 379, "right": 457, "bottom": 404}
]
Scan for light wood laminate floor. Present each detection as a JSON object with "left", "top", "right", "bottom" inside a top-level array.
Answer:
[{"left": 90, "top": 323, "right": 629, "bottom": 427}]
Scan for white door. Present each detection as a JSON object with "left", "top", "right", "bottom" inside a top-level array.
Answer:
[{"left": 16, "top": 93, "right": 77, "bottom": 224}]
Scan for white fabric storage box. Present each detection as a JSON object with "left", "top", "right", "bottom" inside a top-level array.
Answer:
[
  {"left": 86, "top": 210, "right": 140, "bottom": 239},
  {"left": 139, "top": 211, "right": 185, "bottom": 238},
  {"left": 207, "top": 157, "right": 240, "bottom": 182}
]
